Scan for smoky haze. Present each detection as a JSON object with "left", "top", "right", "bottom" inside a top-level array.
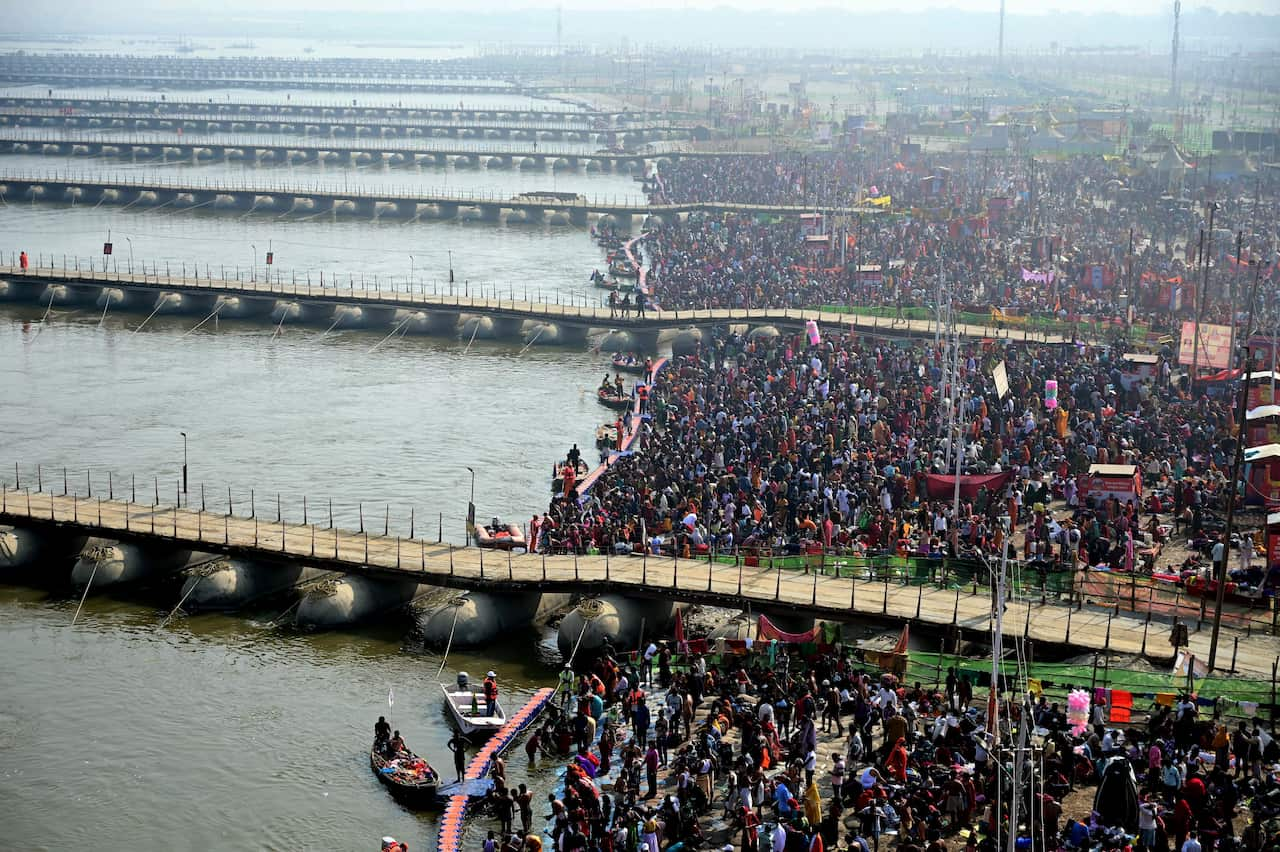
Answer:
[{"left": 6, "top": 2, "right": 1280, "bottom": 51}]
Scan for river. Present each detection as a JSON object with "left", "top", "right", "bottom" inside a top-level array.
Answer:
[
  {"left": 0, "top": 584, "right": 566, "bottom": 850},
  {"left": 0, "top": 83, "right": 636, "bottom": 850}
]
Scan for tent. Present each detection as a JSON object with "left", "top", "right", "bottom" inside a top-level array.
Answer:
[{"left": 1093, "top": 757, "right": 1139, "bottom": 829}]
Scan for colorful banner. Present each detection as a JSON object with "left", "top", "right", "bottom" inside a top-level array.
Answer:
[{"left": 1021, "top": 267, "right": 1055, "bottom": 285}]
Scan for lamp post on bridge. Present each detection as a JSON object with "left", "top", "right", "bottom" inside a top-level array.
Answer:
[
  {"left": 180, "top": 431, "right": 188, "bottom": 501},
  {"left": 126, "top": 236, "right": 133, "bottom": 270},
  {"left": 250, "top": 244, "right": 257, "bottom": 282}
]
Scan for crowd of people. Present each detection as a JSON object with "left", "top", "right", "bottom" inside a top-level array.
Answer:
[
  {"left": 643, "top": 151, "right": 1278, "bottom": 338},
  {"left": 534, "top": 322, "right": 1266, "bottom": 601},
  {"left": 469, "top": 639, "right": 1280, "bottom": 852}
]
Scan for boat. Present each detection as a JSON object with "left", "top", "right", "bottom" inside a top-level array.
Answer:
[
  {"left": 608, "top": 259, "right": 639, "bottom": 278},
  {"left": 552, "top": 459, "right": 590, "bottom": 495},
  {"left": 596, "top": 388, "right": 633, "bottom": 411},
  {"left": 595, "top": 423, "right": 620, "bottom": 448},
  {"left": 370, "top": 746, "right": 440, "bottom": 808},
  {"left": 611, "top": 354, "right": 647, "bottom": 374},
  {"left": 593, "top": 277, "right": 634, "bottom": 293},
  {"left": 441, "top": 674, "right": 505, "bottom": 740},
  {"left": 475, "top": 519, "right": 526, "bottom": 550}
]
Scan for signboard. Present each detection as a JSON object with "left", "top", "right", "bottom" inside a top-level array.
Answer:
[
  {"left": 992, "top": 361, "right": 1009, "bottom": 399},
  {"left": 1178, "top": 321, "right": 1232, "bottom": 370},
  {"left": 1076, "top": 465, "right": 1142, "bottom": 506}
]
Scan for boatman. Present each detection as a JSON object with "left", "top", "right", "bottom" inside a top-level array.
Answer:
[
  {"left": 483, "top": 670, "right": 499, "bottom": 718},
  {"left": 637, "top": 382, "right": 649, "bottom": 415}
]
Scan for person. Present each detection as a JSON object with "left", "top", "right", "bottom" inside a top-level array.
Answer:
[
  {"left": 645, "top": 739, "right": 660, "bottom": 798},
  {"left": 495, "top": 789, "right": 514, "bottom": 836},
  {"left": 1182, "top": 830, "right": 1202, "bottom": 852},
  {"left": 388, "top": 730, "right": 406, "bottom": 756},
  {"left": 516, "top": 783, "right": 534, "bottom": 833},
  {"left": 448, "top": 730, "right": 468, "bottom": 782},
  {"left": 381, "top": 837, "right": 408, "bottom": 852},
  {"left": 483, "top": 671, "right": 499, "bottom": 718},
  {"left": 19, "top": 250, "right": 28, "bottom": 271},
  {"left": 374, "top": 716, "right": 391, "bottom": 746},
  {"left": 482, "top": 830, "right": 497, "bottom": 852},
  {"left": 558, "top": 664, "right": 575, "bottom": 708}
]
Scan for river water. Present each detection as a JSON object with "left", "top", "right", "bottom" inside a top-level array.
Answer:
[{"left": 0, "top": 84, "right": 636, "bottom": 850}]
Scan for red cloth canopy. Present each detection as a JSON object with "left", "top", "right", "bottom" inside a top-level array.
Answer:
[{"left": 923, "top": 471, "right": 1013, "bottom": 501}]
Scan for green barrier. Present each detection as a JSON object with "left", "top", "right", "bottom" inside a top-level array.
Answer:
[{"left": 907, "top": 651, "right": 1275, "bottom": 707}]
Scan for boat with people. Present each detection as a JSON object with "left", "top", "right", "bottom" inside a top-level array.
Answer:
[
  {"left": 607, "top": 258, "right": 639, "bottom": 278},
  {"left": 474, "top": 518, "right": 526, "bottom": 550},
  {"left": 370, "top": 743, "right": 440, "bottom": 808},
  {"left": 596, "top": 388, "right": 632, "bottom": 410},
  {"left": 610, "top": 353, "right": 648, "bottom": 375},
  {"left": 551, "top": 458, "right": 589, "bottom": 495},
  {"left": 440, "top": 671, "right": 505, "bottom": 740},
  {"left": 594, "top": 423, "right": 619, "bottom": 448}
]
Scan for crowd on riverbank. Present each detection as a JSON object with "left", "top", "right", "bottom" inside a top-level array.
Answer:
[
  {"left": 537, "top": 322, "right": 1257, "bottom": 596},
  {"left": 478, "top": 640, "right": 1280, "bottom": 852},
  {"left": 643, "top": 151, "right": 1279, "bottom": 337}
]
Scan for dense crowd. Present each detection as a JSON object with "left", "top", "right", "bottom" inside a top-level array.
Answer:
[
  {"left": 644, "top": 151, "right": 1279, "bottom": 337},
  {"left": 469, "top": 640, "right": 1280, "bottom": 852},
  {"left": 536, "top": 324, "right": 1262, "bottom": 597}
]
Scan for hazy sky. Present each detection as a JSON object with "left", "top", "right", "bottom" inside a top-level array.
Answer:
[{"left": 36, "top": 0, "right": 1277, "bottom": 12}]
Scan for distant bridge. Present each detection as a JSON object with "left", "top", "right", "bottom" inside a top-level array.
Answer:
[
  {"left": 0, "top": 96, "right": 687, "bottom": 125},
  {"left": 2, "top": 486, "right": 1274, "bottom": 676},
  {"left": 0, "top": 264, "right": 1069, "bottom": 349},
  {"left": 0, "top": 170, "right": 890, "bottom": 227},
  {"left": 0, "top": 109, "right": 692, "bottom": 144},
  {"left": 0, "top": 131, "right": 741, "bottom": 173}
]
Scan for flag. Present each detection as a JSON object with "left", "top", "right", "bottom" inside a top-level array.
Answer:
[
  {"left": 388, "top": 686, "right": 395, "bottom": 708},
  {"left": 891, "top": 625, "right": 909, "bottom": 655},
  {"left": 674, "top": 608, "right": 686, "bottom": 652}
]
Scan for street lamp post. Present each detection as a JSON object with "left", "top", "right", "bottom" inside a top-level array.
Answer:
[
  {"left": 180, "top": 431, "right": 188, "bottom": 500},
  {"left": 126, "top": 236, "right": 133, "bottom": 271},
  {"left": 465, "top": 466, "right": 476, "bottom": 542},
  {"left": 250, "top": 244, "right": 257, "bottom": 282},
  {"left": 410, "top": 254, "right": 415, "bottom": 286}
]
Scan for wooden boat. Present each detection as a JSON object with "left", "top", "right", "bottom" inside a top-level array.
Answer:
[
  {"left": 608, "top": 259, "right": 639, "bottom": 278},
  {"left": 475, "top": 520, "right": 526, "bottom": 550},
  {"left": 552, "top": 459, "right": 590, "bottom": 495},
  {"left": 441, "top": 681, "right": 506, "bottom": 740},
  {"left": 370, "top": 746, "right": 440, "bottom": 808},
  {"left": 611, "top": 355, "right": 647, "bottom": 374},
  {"left": 595, "top": 423, "right": 620, "bottom": 448},
  {"left": 593, "top": 277, "right": 634, "bottom": 293},
  {"left": 596, "top": 388, "right": 633, "bottom": 410}
]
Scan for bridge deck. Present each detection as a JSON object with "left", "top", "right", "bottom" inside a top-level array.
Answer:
[
  {"left": 0, "top": 265, "right": 1068, "bottom": 342},
  {"left": 0, "top": 131, "right": 721, "bottom": 163},
  {"left": 2, "top": 489, "right": 1273, "bottom": 675},
  {"left": 0, "top": 169, "right": 895, "bottom": 217}
]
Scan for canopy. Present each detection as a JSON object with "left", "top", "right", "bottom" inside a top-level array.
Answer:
[{"left": 923, "top": 471, "right": 1012, "bottom": 500}]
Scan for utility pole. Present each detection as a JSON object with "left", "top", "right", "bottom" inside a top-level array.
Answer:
[
  {"left": 1171, "top": 0, "right": 1182, "bottom": 101},
  {"left": 1210, "top": 262, "right": 1265, "bottom": 669}
]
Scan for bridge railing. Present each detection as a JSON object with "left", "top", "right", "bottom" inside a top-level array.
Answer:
[
  {"left": 1, "top": 460, "right": 471, "bottom": 547},
  {"left": 0, "top": 94, "right": 616, "bottom": 118},
  {"left": 0, "top": 129, "right": 664, "bottom": 160},
  {"left": 1, "top": 109, "right": 681, "bottom": 134},
  {"left": 1, "top": 255, "right": 622, "bottom": 313},
  {"left": 4, "top": 460, "right": 1271, "bottom": 645}
]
